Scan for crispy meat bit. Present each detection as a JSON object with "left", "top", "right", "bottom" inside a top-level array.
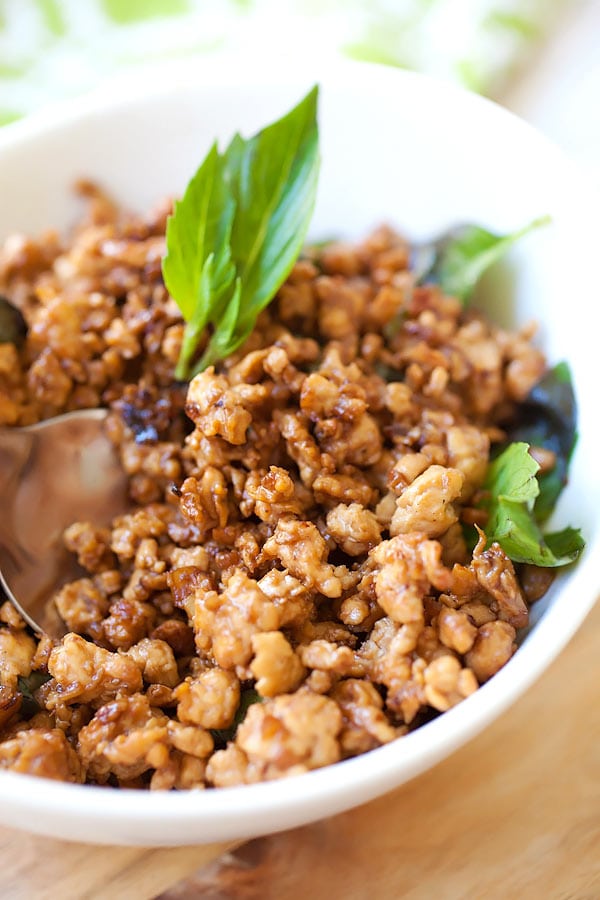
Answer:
[
  {"left": 330, "top": 679, "right": 397, "bottom": 755},
  {"left": 519, "top": 564, "right": 554, "bottom": 604},
  {"left": 437, "top": 607, "right": 478, "bottom": 654},
  {"left": 209, "top": 691, "right": 342, "bottom": 785},
  {"left": 53, "top": 578, "right": 109, "bottom": 639},
  {"left": 63, "top": 522, "right": 116, "bottom": 572},
  {"left": 446, "top": 425, "right": 489, "bottom": 501},
  {"left": 423, "top": 656, "right": 478, "bottom": 711},
  {"left": 0, "top": 728, "right": 85, "bottom": 782},
  {"left": 193, "top": 571, "right": 280, "bottom": 673},
  {"left": 250, "top": 632, "right": 306, "bottom": 697},
  {"left": 390, "top": 465, "right": 465, "bottom": 538},
  {"left": 126, "top": 638, "right": 180, "bottom": 687},
  {"left": 315, "top": 276, "right": 366, "bottom": 339},
  {"left": 43, "top": 633, "right": 142, "bottom": 708},
  {"left": 326, "top": 502, "right": 381, "bottom": 556},
  {"left": 256, "top": 570, "right": 314, "bottom": 629},
  {"left": 178, "top": 470, "right": 229, "bottom": 536},
  {"left": 110, "top": 509, "right": 167, "bottom": 560},
  {"left": 0, "top": 601, "right": 26, "bottom": 630},
  {"left": 312, "top": 470, "right": 376, "bottom": 508},
  {"left": 175, "top": 668, "right": 240, "bottom": 730},
  {"left": 466, "top": 621, "right": 517, "bottom": 682},
  {"left": 0, "top": 686, "right": 22, "bottom": 731},
  {"left": 471, "top": 532, "right": 529, "bottom": 629},
  {"left": 102, "top": 597, "right": 155, "bottom": 650},
  {"left": 276, "top": 410, "right": 329, "bottom": 488},
  {"left": 0, "top": 628, "right": 36, "bottom": 691},
  {"left": 261, "top": 518, "right": 346, "bottom": 599},
  {"left": 77, "top": 693, "right": 168, "bottom": 782},
  {"left": 298, "top": 640, "right": 356, "bottom": 677},
  {"left": 372, "top": 533, "right": 452, "bottom": 625},
  {"left": 186, "top": 369, "right": 266, "bottom": 445},
  {"left": 243, "top": 466, "right": 305, "bottom": 524}
]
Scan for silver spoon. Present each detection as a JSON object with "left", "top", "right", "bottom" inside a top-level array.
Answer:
[{"left": 0, "top": 409, "right": 128, "bottom": 638}]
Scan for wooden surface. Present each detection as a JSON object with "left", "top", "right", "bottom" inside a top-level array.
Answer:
[
  {"left": 0, "top": 831, "right": 238, "bottom": 900},
  {"left": 166, "top": 599, "right": 600, "bottom": 900},
  {"left": 2, "top": 599, "right": 599, "bottom": 900}
]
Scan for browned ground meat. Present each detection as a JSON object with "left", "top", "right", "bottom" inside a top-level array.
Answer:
[{"left": 0, "top": 185, "right": 550, "bottom": 788}]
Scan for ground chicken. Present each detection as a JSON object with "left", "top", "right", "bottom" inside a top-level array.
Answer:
[
  {"left": 330, "top": 679, "right": 398, "bottom": 755},
  {"left": 208, "top": 691, "right": 342, "bottom": 785},
  {"left": 250, "top": 632, "right": 306, "bottom": 697},
  {"left": 0, "top": 628, "right": 37, "bottom": 691},
  {"left": 0, "top": 195, "right": 553, "bottom": 790},
  {"left": 0, "top": 728, "right": 85, "bottom": 782},
  {"left": 174, "top": 668, "right": 240, "bottom": 730},
  {"left": 77, "top": 693, "right": 169, "bottom": 782},
  {"left": 42, "top": 633, "right": 143, "bottom": 708},
  {"left": 390, "top": 465, "right": 465, "bottom": 537},
  {"left": 261, "top": 518, "right": 348, "bottom": 598}
]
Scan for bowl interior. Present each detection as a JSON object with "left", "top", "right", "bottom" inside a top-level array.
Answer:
[{"left": 0, "top": 61, "right": 598, "bottom": 846}]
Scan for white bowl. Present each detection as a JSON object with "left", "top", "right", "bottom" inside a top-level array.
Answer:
[{"left": 0, "top": 60, "right": 598, "bottom": 846}]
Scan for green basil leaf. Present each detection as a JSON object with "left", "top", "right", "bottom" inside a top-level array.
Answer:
[
  {"left": 482, "top": 442, "right": 584, "bottom": 567},
  {"left": 17, "top": 671, "right": 51, "bottom": 718},
  {"left": 163, "top": 142, "right": 235, "bottom": 321},
  {"left": 162, "top": 87, "right": 319, "bottom": 378},
  {"left": 196, "top": 276, "right": 242, "bottom": 373},
  {"left": 162, "top": 142, "right": 236, "bottom": 378},
  {"left": 414, "top": 215, "right": 550, "bottom": 302},
  {"left": 224, "top": 84, "right": 320, "bottom": 335},
  {"left": 0, "top": 294, "right": 28, "bottom": 348},
  {"left": 504, "top": 362, "right": 577, "bottom": 522},
  {"left": 543, "top": 526, "right": 585, "bottom": 560},
  {"left": 486, "top": 441, "right": 539, "bottom": 506}
]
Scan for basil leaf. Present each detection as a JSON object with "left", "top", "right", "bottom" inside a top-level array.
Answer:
[
  {"left": 0, "top": 294, "right": 28, "bottom": 348},
  {"left": 223, "top": 85, "right": 320, "bottom": 336},
  {"left": 198, "top": 276, "right": 242, "bottom": 371},
  {"left": 162, "top": 142, "right": 236, "bottom": 379},
  {"left": 504, "top": 362, "right": 577, "bottom": 522},
  {"left": 163, "top": 87, "right": 320, "bottom": 379},
  {"left": 482, "top": 442, "right": 584, "bottom": 567},
  {"left": 17, "top": 672, "right": 51, "bottom": 719},
  {"left": 413, "top": 216, "right": 550, "bottom": 302}
]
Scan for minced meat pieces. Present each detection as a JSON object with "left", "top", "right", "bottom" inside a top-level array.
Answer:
[{"left": 0, "top": 190, "right": 549, "bottom": 789}]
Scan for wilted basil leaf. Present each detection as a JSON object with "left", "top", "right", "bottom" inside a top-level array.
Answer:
[
  {"left": 0, "top": 295, "right": 27, "bottom": 348},
  {"left": 504, "top": 362, "right": 577, "bottom": 522},
  {"left": 482, "top": 442, "right": 584, "bottom": 567},
  {"left": 413, "top": 216, "right": 549, "bottom": 302},
  {"left": 17, "top": 672, "right": 51, "bottom": 718}
]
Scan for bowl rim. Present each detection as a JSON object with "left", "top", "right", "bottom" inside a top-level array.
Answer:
[{"left": 0, "top": 58, "right": 598, "bottom": 845}]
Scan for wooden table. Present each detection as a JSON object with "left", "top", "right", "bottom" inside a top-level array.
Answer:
[{"left": 2, "top": 600, "right": 599, "bottom": 900}]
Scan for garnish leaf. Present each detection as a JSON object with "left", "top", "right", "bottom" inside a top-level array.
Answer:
[
  {"left": 482, "top": 442, "right": 584, "bottom": 567},
  {"left": 162, "top": 87, "right": 320, "bottom": 379},
  {"left": 17, "top": 672, "right": 51, "bottom": 718},
  {"left": 504, "top": 362, "right": 577, "bottom": 522},
  {"left": 413, "top": 216, "right": 550, "bottom": 302},
  {"left": 198, "top": 276, "right": 242, "bottom": 371},
  {"left": 223, "top": 86, "right": 320, "bottom": 337},
  {"left": 163, "top": 143, "right": 236, "bottom": 379},
  {"left": 0, "top": 294, "right": 28, "bottom": 348}
]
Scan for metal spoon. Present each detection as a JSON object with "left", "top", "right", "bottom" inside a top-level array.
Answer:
[{"left": 0, "top": 409, "right": 128, "bottom": 638}]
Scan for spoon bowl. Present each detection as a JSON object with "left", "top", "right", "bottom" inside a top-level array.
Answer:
[{"left": 0, "top": 409, "right": 128, "bottom": 636}]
